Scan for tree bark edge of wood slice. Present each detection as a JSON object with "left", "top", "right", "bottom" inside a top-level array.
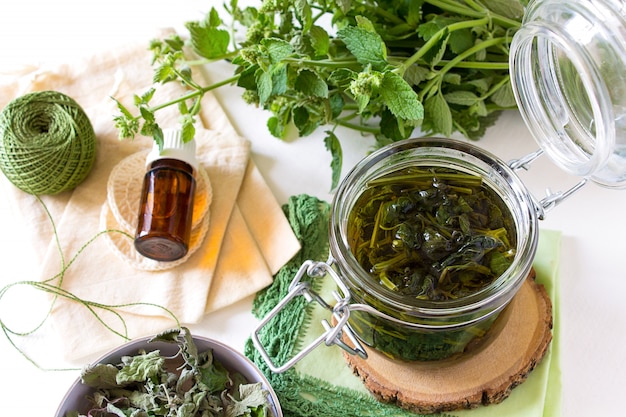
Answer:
[{"left": 342, "top": 269, "right": 553, "bottom": 414}]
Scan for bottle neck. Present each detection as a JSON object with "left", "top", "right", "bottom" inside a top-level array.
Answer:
[{"left": 148, "top": 158, "right": 194, "bottom": 175}]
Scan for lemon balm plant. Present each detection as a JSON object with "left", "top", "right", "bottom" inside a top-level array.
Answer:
[{"left": 114, "top": 0, "right": 526, "bottom": 189}]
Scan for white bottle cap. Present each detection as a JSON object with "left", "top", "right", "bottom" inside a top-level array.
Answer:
[{"left": 145, "top": 128, "right": 199, "bottom": 171}]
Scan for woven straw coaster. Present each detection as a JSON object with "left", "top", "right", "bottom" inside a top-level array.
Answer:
[{"left": 100, "top": 150, "right": 212, "bottom": 271}]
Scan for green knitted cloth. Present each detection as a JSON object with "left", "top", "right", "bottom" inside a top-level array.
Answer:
[{"left": 244, "top": 194, "right": 454, "bottom": 417}]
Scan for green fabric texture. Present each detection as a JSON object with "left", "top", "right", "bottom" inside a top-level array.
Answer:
[{"left": 244, "top": 194, "right": 561, "bottom": 417}]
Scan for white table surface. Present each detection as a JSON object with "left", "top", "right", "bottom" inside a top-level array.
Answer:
[{"left": 0, "top": 1, "right": 624, "bottom": 416}]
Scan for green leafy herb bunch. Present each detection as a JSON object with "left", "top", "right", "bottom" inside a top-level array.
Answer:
[{"left": 114, "top": 0, "right": 527, "bottom": 188}]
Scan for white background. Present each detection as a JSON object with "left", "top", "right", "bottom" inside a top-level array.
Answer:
[{"left": 0, "top": 1, "right": 625, "bottom": 415}]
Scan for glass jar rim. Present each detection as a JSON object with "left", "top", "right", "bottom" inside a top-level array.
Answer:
[{"left": 329, "top": 138, "right": 539, "bottom": 320}]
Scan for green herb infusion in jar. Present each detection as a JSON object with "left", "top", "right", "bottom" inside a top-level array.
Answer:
[
  {"left": 347, "top": 167, "right": 517, "bottom": 302},
  {"left": 328, "top": 138, "right": 538, "bottom": 362}
]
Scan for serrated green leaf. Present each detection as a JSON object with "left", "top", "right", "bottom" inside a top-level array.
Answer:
[
  {"left": 206, "top": 6, "right": 222, "bottom": 27},
  {"left": 309, "top": 25, "right": 330, "bottom": 56},
  {"left": 271, "top": 65, "right": 288, "bottom": 96},
  {"left": 136, "top": 88, "right": 155, "bottom": 106},
  {"left": 163, "top": 35, "right": 185, "bottom": 52},
  {"left": 226, "top": 383, "right": 268, "bottom": 417},
  {"left": 470, "top": 100, "right": 488, "bottom": 116},
  {"left": 267, "top": 115, "right": 286, "bottom": 138},
  {"left": 152, "top": 125, "right": 164, "bottom": 149},
  {"left": 255, "top": 69, "right": 273, "bottom": 105},
  {"left": 380, "top": 71, "right": 424, "bottom": 121},
  {"left": 417, "top": 21, "right": 441, "bottom": 41},
  {"left": 467, "top": 77, "right": 493, "bottom": 94},
  {"left": 445, "top": 91, "right": 480, "bottom": 106},
  {"left": 490, "top": 80, "right": 517, "bottom": 107},
  {"left": 406, "top": 1, "right": 423, "bottom": 26},
  {"left": 355, "top": 15, "right": 376, "bottom": 32},
  {"left": 337, "top": 25, "right": 387, "bottom": 71},
  {"left": 293, "top": 105, "right": 319, "bottom": 136},
  {"left": 328, "top": 68, "right": 356, "bottom": 89},
  {"left": 81, "top": 363, "right": 120, "bottom": 389},
  {"left": 425, "top": 92, "right": 453, "bottom": 136},
  {"left": 403, "top": 65, "right": 431, "bottom": 86},
  {"left": 236, "top": 64, "right": 259, "bottom": 90},
  {"left": 185, "top": 21, "right": 229, "bottom": 59},
  {"left": 328, "top": 92, "right": 345, "bottom": 119},
  {"left": 114, "top": 99, "right": 135, "bottom": 119},
  {"left": 295, "top": 0, "right": 313, "bottom": 32},
  {"left": 116, "top": 350, "right": 164, "bottom": 385},
  {"left": 153, "top": 63, "right": 176, "bottom": 84},
  {"left": 429, "top": 34, "right": 449, "bottom": 66},
  {"left": 449, "top": 29, "right": 474, "bottom": 54},
  {"left": 295, "top": 69, "right": 329, "bottom": 98},
  {"left": 442, "top": 72, "right": 462, "bottom": 85},
  {"left": 139, "top": 105, "right": 155, "bottom": 123},
  {"left": 180, "top": 120, "right": 196, "bottom": 143},
  {"left": 379, "top": 109, "right": 416, "bottom": 142},
  {"left": 335, "top": 0, "right": 352, "bottom": 14},
  {"left": 324, "top": 130, "right": 343, "bottom": 191},
  {"left": 355, "top": 93, "right": 370, "bottom": 113},
  {"left": 198, "top": 362, "right": 229, "bottom": 395},
  {"left": 261, "top": 38, "right": 294, "bottom": 64}
]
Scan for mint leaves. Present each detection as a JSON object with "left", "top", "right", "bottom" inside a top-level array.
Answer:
[
  {"left": 114, "top": 0, "right": 525, "bottom": 189},
  {"left": 338, "top": 24, "right": 388, "bottom": 71},
  {"left": 68, "top": 328, "right": 271, "bottom": 417}
]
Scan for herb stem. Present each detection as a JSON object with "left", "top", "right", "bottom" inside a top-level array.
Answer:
[
  {"left": 184, "top": 50, "right": 240, "bottom": 66},
  {"left": 395, "top": 17, "right": 490, "bottom": 75},
  {"left": 283, "top": 57, "right": 361, "bottom": 69},
  {"left": 418, "top": 36, "right": 508, "bottom": 101},
  {"left": 389, "top": 56, "right": 509, "bottom": 71},
  {"left": 334, "top": 117, "right": 380, "bottom": 134},
  {"left": 148, "top": 74, "right": 240, "bottom": 113},
  {"left": 425, "top": 0, "right": 522, "bottom": 29},
  {"left": 480, "top": 73, "right": 511, "bottom": 101}
]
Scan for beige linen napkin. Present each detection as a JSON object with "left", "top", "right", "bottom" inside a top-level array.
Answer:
[{"left": 0, "top": 37, "right": 300, "bottom": 360}]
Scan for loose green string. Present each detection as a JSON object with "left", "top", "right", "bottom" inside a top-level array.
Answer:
[
  {"left": 0, "top": 195, "right": 181, "bottom": 370},
  {"left": 0, "top": 90, "right": 97, "bottom": 195}
]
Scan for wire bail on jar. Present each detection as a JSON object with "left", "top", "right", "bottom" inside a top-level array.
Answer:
[
  {"left": 507, "top": 148, "right": 588, "bottom": 220},
  {"left": 251, "top": 259, "right": 367, "bottom": 373}
]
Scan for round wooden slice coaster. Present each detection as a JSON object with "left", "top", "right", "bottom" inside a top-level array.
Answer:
[{"left": 342, "top": 270, "right": 553, "bottom": 414}]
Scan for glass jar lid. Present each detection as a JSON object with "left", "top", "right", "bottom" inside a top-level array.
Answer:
[{"left": 509, "top": 0, "right": 626, "bottom": 188}]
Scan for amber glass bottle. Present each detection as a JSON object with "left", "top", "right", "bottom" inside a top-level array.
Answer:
[{"left": 134, "top": 129, "right": 197, "bottom": 262}]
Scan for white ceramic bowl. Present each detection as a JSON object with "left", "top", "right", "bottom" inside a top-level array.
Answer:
[{"left": 55, "top": 335, "right": 282, "bottom": 417}]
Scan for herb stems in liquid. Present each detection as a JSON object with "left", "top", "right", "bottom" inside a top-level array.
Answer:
[{"left": 348, "top": 166, "right": 517, "bottom": 301}]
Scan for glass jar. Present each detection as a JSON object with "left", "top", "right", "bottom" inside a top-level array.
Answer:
[
  {"left": 253, "top": 137, "right": 544, "bottom": 370},
  {"left": 327, "top": 138, "right": 538, "bottom": 362},
  {"left": 510, "top": 0, "right": 626, "bottom": 189}
]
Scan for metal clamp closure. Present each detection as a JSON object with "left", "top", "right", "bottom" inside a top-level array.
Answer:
[
  {"left": 251, "top": 259, "right": 367, "bottom": 373},
  {"left": 508, "top": 148, "right": 588, "bottom": 220}
]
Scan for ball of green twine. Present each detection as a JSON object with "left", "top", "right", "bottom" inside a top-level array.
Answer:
[{"left": 0, "top": 90, "right": 97, "bottom": 195}]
